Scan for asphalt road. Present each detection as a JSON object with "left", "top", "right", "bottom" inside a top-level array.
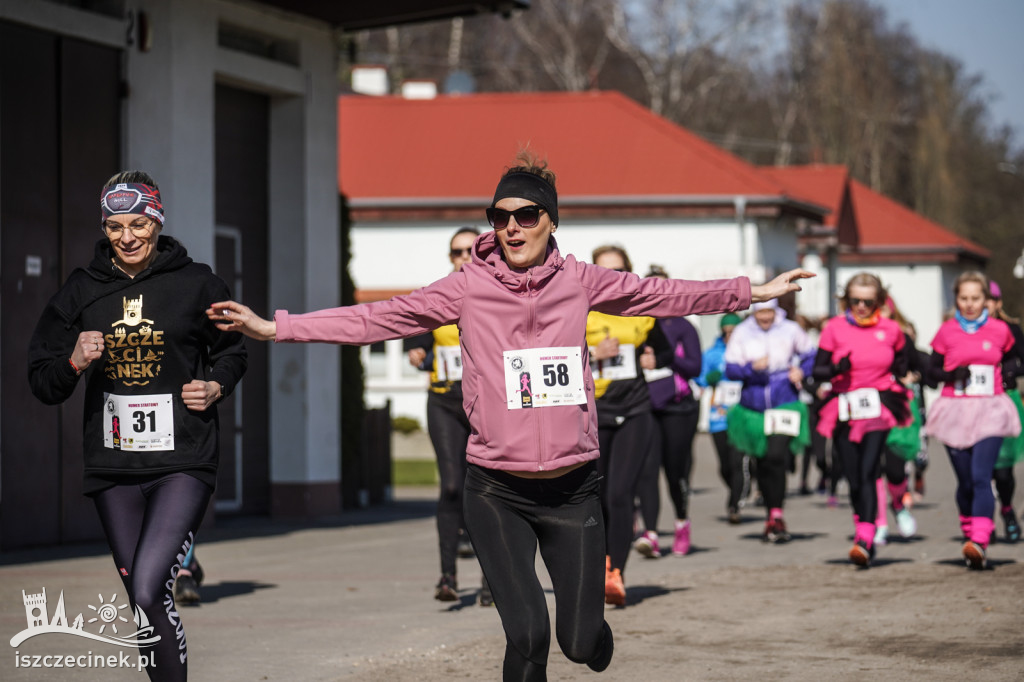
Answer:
[{"left": 2, "top": 433, "right": 1023, "bottom": 681}]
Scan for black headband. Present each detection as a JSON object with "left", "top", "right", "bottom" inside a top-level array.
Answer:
[{"left": 491, "top": 171, "right": 558, "bottom": 226}]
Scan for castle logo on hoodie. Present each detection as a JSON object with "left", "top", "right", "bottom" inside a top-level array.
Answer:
[{"left": 102, "top": 295, "right": 166, "bottom": 387}]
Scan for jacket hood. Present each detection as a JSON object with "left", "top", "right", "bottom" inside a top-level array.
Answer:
[
  {"left": 472, "top": 230, "right": 565, "bottom": 291},
  {"left": 62, "top": 235, "right": 193, "bottom": 328},
  {"left": 87, "top": 234, "right": 192, "bottom": 281}
]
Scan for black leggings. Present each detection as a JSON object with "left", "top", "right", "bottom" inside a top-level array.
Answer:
[
  {"left": 93, "top": 472, "right": 212, "bottom": 682},
  {"left": 882, "top": 448, "right": 908, "bottom": 485},
  {"left": 653, "top": 403, "right": 699, "bottom": 520},
  {"left": 598, "top": 412, "right": 655, "bottom": 572},
  {"left": 426, "top": 390, "right": 471, "bottom": 576},
  {"left": 712, "top": 430, "right": 744, "bottom": 510},
  {"left": 994, "top": 465, "right": 1016, "bottom": 509},
  {"left": 756, "top": 435, "right": 791, "bottom": 511},
  {"left": 833, "top": 426, "right": 889, "bottom": 523},
  {"left": 463, "top": 463, "right": 609, "bottom": 682}
]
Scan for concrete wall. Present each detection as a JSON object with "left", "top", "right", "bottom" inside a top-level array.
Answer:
[{"left": 2, "top": 0, "right": 341, "bottom": 513}]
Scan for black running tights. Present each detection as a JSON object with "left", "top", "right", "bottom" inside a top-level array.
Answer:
[
  {"left": 93, "top": 473, "right": 212, "bottom": 682},
  {"left": 994, "top": 465, "right": 1016, "bottom": 509},
  {"left": 598, "top": 412, "right": 655, "bottom": 572},
  {"left": 712, "top": 430, "right": 744, "bottom": 510},
  {"left": 655, "top": 404, "right": 699, "bottom": 520},
  {"left": 833, "top": 426, "right": 889, "bottom": 523},
  {"left": 755, "top": 435, "right": 791, "bottom": 511},
  {"left": 426, "top": 390, "right": 471, "bottom": 576},
  {"left": 463, "top": 463, "right": 609, "bottom": 682}
]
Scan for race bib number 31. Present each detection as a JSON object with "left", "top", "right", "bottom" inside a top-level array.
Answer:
[
  {"left": 103, "top": 393, "right": 174, "bottom": 451},
  {"left": 504, "top": 347, "right": 586, "bottom": 410}
]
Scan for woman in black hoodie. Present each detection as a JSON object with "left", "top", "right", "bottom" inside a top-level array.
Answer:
[{"left": 28, "top": 171, "right": 246, "bottom": 682}]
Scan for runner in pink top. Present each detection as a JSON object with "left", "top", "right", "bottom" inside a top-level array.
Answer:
[
  {"left": 207, "top": 153, "right": 814, "bottom": 680},
  {"left": 925, "top": 271, "right": 1021, "bottom": 569},
  {"left": 812, "top": 273, "right": 909, "bottom": 567}
]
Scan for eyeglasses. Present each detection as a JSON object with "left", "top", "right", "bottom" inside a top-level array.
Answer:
[
  {"left": 485, "top": 205, "right": 545, "bottom": 230},
  {"left": 450, "top": 248, "right": 472, "bottom": 258},
  {"left": 102, "top": 218, "right": 155, "bottom": 238},
  {"left": 850, "top": 297, "right": 876, "bottom": 307}
]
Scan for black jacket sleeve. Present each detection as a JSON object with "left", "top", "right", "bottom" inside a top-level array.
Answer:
[
  {"left": 203, "top": 277, "right": 248, "bottom": 399},
  {"left": 889, "top": 342, "right": 909, "bottom": 380},
  {"left": 27, "top": 292, "right": 85, "bottom": 405}
]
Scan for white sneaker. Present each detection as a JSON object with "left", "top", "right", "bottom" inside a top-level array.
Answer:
[
  {"left": 874, "top": 524, "right": 889, "bottom": 547},
  {"left": 895, "top": 508, "right": 917, "bottom": 538}
]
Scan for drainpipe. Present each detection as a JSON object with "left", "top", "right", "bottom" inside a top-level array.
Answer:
[{"left": 734, "top": 196, "right": 747, "bottom": 272}]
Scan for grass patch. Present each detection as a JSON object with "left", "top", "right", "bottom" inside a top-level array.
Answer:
[{"left": 393, "top": 458, "right": 438, "bottom": 486}]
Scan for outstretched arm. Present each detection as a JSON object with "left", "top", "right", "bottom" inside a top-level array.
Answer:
[
  {"left": 750, "top": 269, "right": 815, "bottom": 303},
  {"left": 207, "top": 301, "right": 277, "bottom": 341}
]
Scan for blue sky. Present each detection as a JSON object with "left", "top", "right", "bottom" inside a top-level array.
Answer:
[{"left": 881, "top": 0, "right": 1024, "bottom": 142}]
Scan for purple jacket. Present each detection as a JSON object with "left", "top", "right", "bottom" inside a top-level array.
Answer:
[
  {"left": 275, "top": 231, "right": 750, "bottom": 472},
  {"left": 647, "top": 317, "right": 702, "bottom": 411}
]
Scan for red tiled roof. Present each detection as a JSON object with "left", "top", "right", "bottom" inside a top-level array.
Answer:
[
  {"left": 339, "top": 91, "right": 801, "bottom": 202},
  {"left": 847, "top": 180, "right": 989, "bottom": 258},
  {"left": 762, "top": 165, "right": 847, "bottom": 227}
]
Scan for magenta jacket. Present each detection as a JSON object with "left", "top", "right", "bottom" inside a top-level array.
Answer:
[{"left": 275, "top": 232, "right": 751, "bottom": 473}]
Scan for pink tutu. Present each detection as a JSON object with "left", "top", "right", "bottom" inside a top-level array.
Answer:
[
  {"left": 925, "top": 394, "right": 1022, "bottom": 449},
  {"left": 816, "top": 398, "right": 905, "bottom": 443}
]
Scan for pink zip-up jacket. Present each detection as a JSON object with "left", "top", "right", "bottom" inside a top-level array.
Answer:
[{"left": 275, "top": 231, "right": 750, "bottom": 472}]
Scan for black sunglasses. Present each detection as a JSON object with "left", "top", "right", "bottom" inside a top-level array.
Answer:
[
  {"left": 485, "top": 205, "right": 545, "bottom": 230},
  {"left": 850, "top": 297, "right": 876, "bottom": 307},
  {"left": 450, "top": 247, "right": 472, "bottom": 258}
]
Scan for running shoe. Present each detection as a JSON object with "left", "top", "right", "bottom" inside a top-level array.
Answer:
[
  {"left": 604, "top": 568, "right": 626, "bottom": 606},
  {"left": 478, "top": 577, "right": 493, "bottom": 607},
  {"left": 173, "top": 572, "right": 201, "bottom": 605},
  {"left": 434, "top": 573, "right": 458, "bottom": 602},
  {"left": 962, "top": 541, "right": 987, "bottom": 570},
  {"left": 895, "top": 508, "right": 917, "bottom": 538},
  {"left": 634, "top": 530, "right": 661, "bottom": 559},
  {"left": 874, "top": 524, "right": 889, "bottom": 547},
  {"left": 672, "top": 521, "right": 691, "bottom": 556},
  {"left": 456, "top": 533, "right": 475, "bottom": 558},
  {"left": 1003, "top": 508, "right": 1021, "bottom": 543},
  {"left": 188, "top": 559, "right": 204, "bottom": 586},
  {"left": 913, "top": 474, "right": 925, "bottom": 499},
  {"left": 763, "top": 519, "right": 791, "bottom": 544},
  {"left": 727, "top": 506, "right": 742, "bottom": 525},
  {"left": 848, "top": 540, "right": 873, "bottom": 567}
]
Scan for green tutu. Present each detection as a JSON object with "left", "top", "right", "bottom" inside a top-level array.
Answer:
[
  {"left": 996, "top": 389, "right": 1024, "bottom": 469},
  {"left": 885, "top": 397, "right": 922, "bottom": 462},
  {"left": 726, "top": 402, "right": 809, "bottom": 458}
]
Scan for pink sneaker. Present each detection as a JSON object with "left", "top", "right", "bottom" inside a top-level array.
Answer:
[
  {"left": 672, "top": 520, "right": 691, "bottom": 556},
  {"left": 633, "top": 530, "right": 661, "bottom": 558}
]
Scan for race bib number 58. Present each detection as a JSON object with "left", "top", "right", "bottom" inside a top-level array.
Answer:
[
  {"left": 103, "top": 393, "right": 174, "bottom": 451},
  {"left": 503, "top": 347, "right": 586, "bottom": 410}
]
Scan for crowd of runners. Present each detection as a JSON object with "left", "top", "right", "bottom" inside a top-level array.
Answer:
[{"left": 29, "top": 158, "right": 1022, "bottom": 682}]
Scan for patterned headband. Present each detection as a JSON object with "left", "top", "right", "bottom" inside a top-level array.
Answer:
[{"left": 101, "top": 183, "right": 164, "bottom": 225}]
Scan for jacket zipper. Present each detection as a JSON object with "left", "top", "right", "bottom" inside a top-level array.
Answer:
[{"left": 525, "top": 272, "right": 546, "bottom": 470}]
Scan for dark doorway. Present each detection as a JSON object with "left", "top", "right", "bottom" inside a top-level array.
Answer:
[
  {"left": 214, "top": 84, "right": 270, "bottom": 515},
  {"left": 1, "top": 22, "right": 121, "bottom": 549}
]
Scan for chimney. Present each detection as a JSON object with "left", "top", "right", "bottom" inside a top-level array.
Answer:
[
  {"left": 351, "top": 65, "right": 389, "bottom": 96},
  {"left": 401, "top": 79, "right": 438, "bottom": 99}
]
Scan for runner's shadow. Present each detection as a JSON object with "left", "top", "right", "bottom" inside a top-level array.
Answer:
[
  {"left": 739, "top": 531, "right": 826, "bottom": 543},
  {"left": 182, "top": 580, "right": 276, "bottom": 606},
  {"left": 445, "top": 591, "right": 488, "bottom": 612},
  {"left": 934, "top": 557, "right": 1017, "bottom": 570},
  {"left": 623, "top": 584, "right": 687, "bottom": 608},
  {"left": 822, "top": 557, "right": 913, "bottom": 568}
]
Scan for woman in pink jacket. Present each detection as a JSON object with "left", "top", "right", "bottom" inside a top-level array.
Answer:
[{"left": 208, "top": 156, "right": 811, "bottom": 680}]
